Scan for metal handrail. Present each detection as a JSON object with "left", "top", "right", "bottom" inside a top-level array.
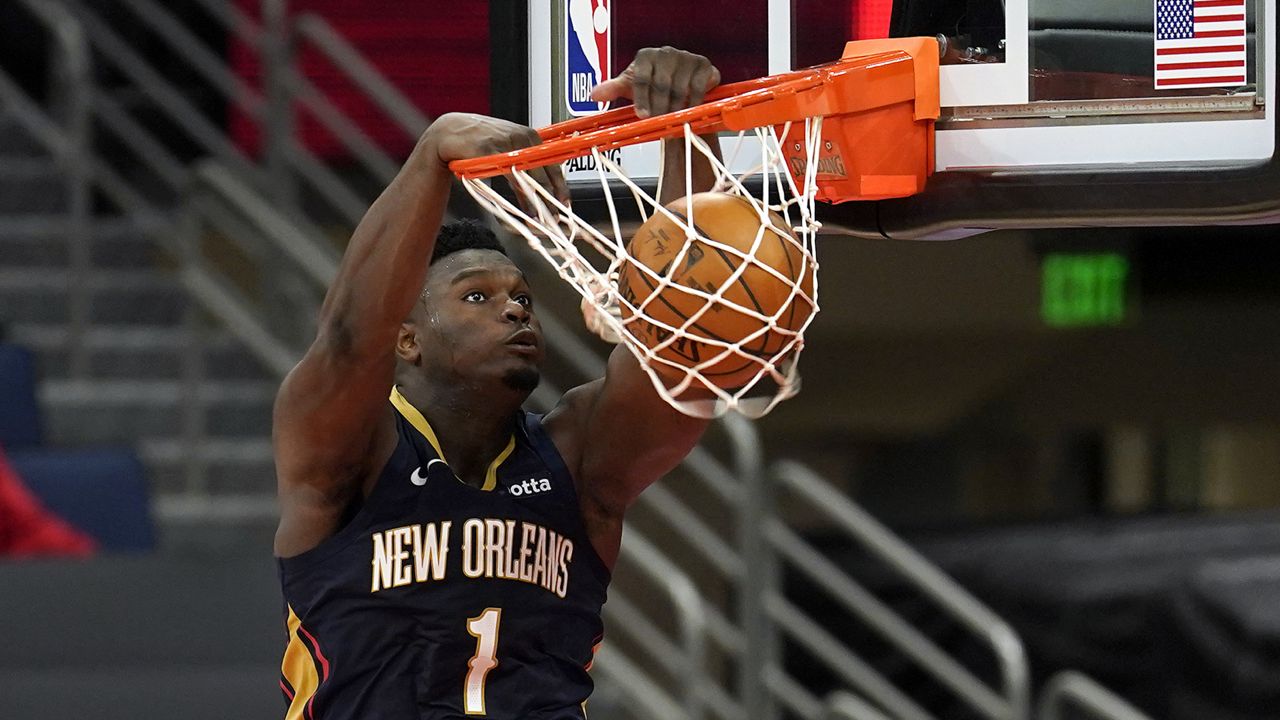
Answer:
[
  {"left": 0, "top": 69, "right": 70, "bottom": 156},
  {"left": 191, "top": 161, "right": 339, "bottom": 287},
  {"left": 767, "top": 593, "right": 936, "bottom": 720},
  {"left": 11, "top": 0, "right": 91, "bottom": 375},
  {"left": 824, "top": 691, "right": 896, "bottom": 717},
  {"left": 0, "top": 69, "right": 146, "bottom": 223},
  {"left": 78, "top": 0, "right": 387, "bottom": 224},
  {"left": 1037, "top": 672, "right": 1154, "bottom": 720},
  {"left": 68, "top": 2, "right": 260, "bottom": 180},
  {"left": 825, "top": 691, "right": 895, "bottom": 720},
  {"left": 736, "top": 395, "right": 774, "bottom": 720},
  {"left": 768, "top": 520, "right": 1008, "bottom": 717},
  {"left": 765, "top": 667, "right": 825, "bottom": 720},
  {"left": 592, "top": 644, "right": 687, "bottom": 720},
  {"left": 178, "top": 242, "right": 299, "bottom": 378},
  {"left": 280, "top": 67, "right": 402, "bottom": 181},
  {"left": 613, "top": 530, "right": 709, "bottom": 720},
  {"left": 293, "top": 14, "right": 431, "bottom": 138},
  {"left": 112, "top": 0, "right": 265, "bottom": 117},
  {"left": 772, "top": 460, "right": 1032, "bottom": 720},
  {"left": 92, "top": 92, "right": 189, "bottom": 189}
]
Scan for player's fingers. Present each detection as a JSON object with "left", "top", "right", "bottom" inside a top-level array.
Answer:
[
  {"left": 689, "top": 61, "right": 721, "bottom": 107},
  {"left": 590, "top": 72, "right": 634, "bottom": 103},
  {"left": 667, "top": 61, "right": 697, "bottom": 113},
  {"left": 518, "top": 126, "right": 570, "bottom": 205},
  {"left": 521, "top": 164, "right": 571, "bottom": 210},
  {"left": 646, "top": 51, "right": 679, "bottom": 117},
  {"left": 629, "top": 53, "right": 656, "bottom": 118},
  {"left": 506, "top": 173, "right": 536, "bottom": 215},
  {"left": 543, "top": 162, "right": 570, "bottom": 206}
]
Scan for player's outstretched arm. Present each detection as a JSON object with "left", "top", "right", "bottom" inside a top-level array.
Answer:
[
  {"left": 273, "top": 114, "right": 567, "bottom": 558},
  {"left": 548, "top": 48, "right": 721, "bottom": 569}
]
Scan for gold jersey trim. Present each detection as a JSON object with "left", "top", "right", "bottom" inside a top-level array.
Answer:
[
  {"left": 390, "top": 386, "right": 515, "bottom": 492},
  {"left": 281, "top": 605, "right": 320, "bottom": 720}
]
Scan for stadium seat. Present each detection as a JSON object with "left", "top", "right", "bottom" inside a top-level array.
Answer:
[
  {"left": 8, "top": 448, "right": 156, "bottom": 552},
  {"left": 0, "top": 343, "right": 43, "bottom": 449}
]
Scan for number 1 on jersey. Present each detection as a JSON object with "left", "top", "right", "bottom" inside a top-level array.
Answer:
[{"left": 465, "top": 608, "right": 502, "bottom": 715}]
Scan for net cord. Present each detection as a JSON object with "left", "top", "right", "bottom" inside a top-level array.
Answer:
[{"left": 459, "top": 120, "right": 823, "bottom": 418}]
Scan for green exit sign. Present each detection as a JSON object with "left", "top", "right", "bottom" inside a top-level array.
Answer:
[{"left": 1041, "top": 253, "right": 1130, "bottom": 327}]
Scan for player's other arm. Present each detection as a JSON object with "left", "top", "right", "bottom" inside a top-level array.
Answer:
[
  {"left": 546, "top": 48, "right": 721, "bottom": 569},
  {"left": 550, "top": 350, "right": 712, "bottom": 568},
  {"left": 273, "top": 115, "right": 567, "bottom": 558}
]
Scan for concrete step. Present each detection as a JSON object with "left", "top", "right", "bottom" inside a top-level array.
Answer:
[
  {"left": 0, "top": 223, "right": 164, "bottom": 269},
  {"left": 0, "top": 215, "right": 168, "bottom": 240},
  {"left": 0, "top": 269, "right": 187, "bottom": 325},
  {"left": 0, "top": 158, "right": 67, "bottom": 214},
  {"left": 150, "top": 495, "right": 279, "bottom": 555},
  {"left": 39, "top": 379, "right": 276, "bottom": 445},
  {"left": 8, "top": 324, "right": 273, "bottom": 381},
  {"left": 0, "top": 113, "right": 49, "bottom": 157},
  {"left": 140, "top": 438, "right": 276, "bottom": 496},
  {"left": 0, "top": 157, "right": 65, "bottom": 181}
]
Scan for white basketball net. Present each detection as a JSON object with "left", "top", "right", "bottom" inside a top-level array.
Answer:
[{"left": 460, "top": 120, "right": 823, "bottom": 418}]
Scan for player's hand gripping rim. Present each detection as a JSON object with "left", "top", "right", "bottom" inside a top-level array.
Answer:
[
  {"left": 427, "top": 112, "right": 571, "bottom": 212},
  {"left": 591, "top": 46, "right": 722, "bottom": 118}
]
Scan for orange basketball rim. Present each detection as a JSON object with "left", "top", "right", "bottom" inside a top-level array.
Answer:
[{"left": 451, "top": 37, "right": 941, "bottom": 204}]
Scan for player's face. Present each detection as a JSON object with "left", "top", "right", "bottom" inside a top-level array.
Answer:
[{"left": 414, "top": 249, "right": 545, "bottom": 393}]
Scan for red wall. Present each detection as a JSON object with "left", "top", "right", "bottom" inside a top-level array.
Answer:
[
  {"left": 231, "top": 0, "right": 491, "bottom": 160},
  {"left": 228, "top": 1, "right": 896, "bottom": 160}
]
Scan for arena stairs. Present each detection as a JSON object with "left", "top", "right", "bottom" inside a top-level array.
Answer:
[{"left": 0, "top": 109, "right": 279, "bottom": 543}]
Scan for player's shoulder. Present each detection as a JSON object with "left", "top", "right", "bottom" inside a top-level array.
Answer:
[{"left": 539, "top": 378, "right": 605, "bottom": 474}]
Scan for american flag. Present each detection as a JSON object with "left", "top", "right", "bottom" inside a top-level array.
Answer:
[{"left": 1154, "top": 0, "right": 1249, "bottom": 89}]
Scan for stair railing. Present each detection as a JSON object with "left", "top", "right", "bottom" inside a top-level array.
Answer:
[
  {"left": 8, "top": 0, "right": 91, "bottom": 375},
  {"left": 1037, "top": 672, "right": 1154, "bottom": 720},
  {"left": 824, "top": 691, "right": 895, "bottom": 720},
  {"left": 769, "top": 460, "right": 1031, "bottom": 720}
]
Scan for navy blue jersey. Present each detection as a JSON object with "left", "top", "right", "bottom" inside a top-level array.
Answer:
[{"left": 278, "top": 387, "right": 610, "bottom": 720}]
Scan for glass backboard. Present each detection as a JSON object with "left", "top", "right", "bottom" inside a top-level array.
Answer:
[{"left": 522, "top": 0, "right": 1274, "bottom": 183}]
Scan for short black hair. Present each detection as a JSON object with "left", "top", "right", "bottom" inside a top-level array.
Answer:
[{"left": 431, "top": 218, "right": 507, "bottom": 264}]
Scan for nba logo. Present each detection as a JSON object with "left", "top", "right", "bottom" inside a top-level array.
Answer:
[{"left": 565, "top": 0, "right": 610, "bottom": 116}]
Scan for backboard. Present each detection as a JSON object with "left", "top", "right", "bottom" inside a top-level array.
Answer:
[{"left": 515, "top": 0, "right": 1275, "bottom": 183}]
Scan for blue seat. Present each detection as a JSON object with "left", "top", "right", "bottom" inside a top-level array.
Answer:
[
  {"left": 8, "top": 448, "right": 156, "bottom": 552},
  {"left": 0, "top": 343, "right": 43, "bottom": 449}
]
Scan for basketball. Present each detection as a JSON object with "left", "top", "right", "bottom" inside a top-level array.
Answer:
[{"left": 615, "top": 192, "right": 816, "bottom": 388}]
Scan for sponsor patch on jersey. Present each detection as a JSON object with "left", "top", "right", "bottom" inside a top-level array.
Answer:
[{"left": 508, "top": 477, "right": 552, "bottom": 497}]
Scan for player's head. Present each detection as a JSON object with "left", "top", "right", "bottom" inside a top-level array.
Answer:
[
  {"left": 396, "top": 219, "right": 544, "bottom": 399},
  {"left": 429, "top": 217, "right": 508, "bottom": 264}
]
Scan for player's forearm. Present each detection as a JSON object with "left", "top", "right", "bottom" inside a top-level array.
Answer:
[
  {"left": 580, "top": 347, "right": 711, "bottom": 511},
  {"left": 658, "top": 133, "right": 722, "bottom": 205},
  {"left": 314, "top": 126, "right": 455, "bottom": 360}
]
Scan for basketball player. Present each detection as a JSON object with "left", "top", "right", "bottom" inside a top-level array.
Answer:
[{"left": 274, "top": 47, "right": 722, "bottom": 718}]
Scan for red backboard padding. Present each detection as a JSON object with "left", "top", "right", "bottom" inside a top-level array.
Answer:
[
  {"left": 609, "top": 1, "right": 770, "bottom": 86},
  {"left": 230, "top": 1, "right": 490, "bottom": 161}
]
